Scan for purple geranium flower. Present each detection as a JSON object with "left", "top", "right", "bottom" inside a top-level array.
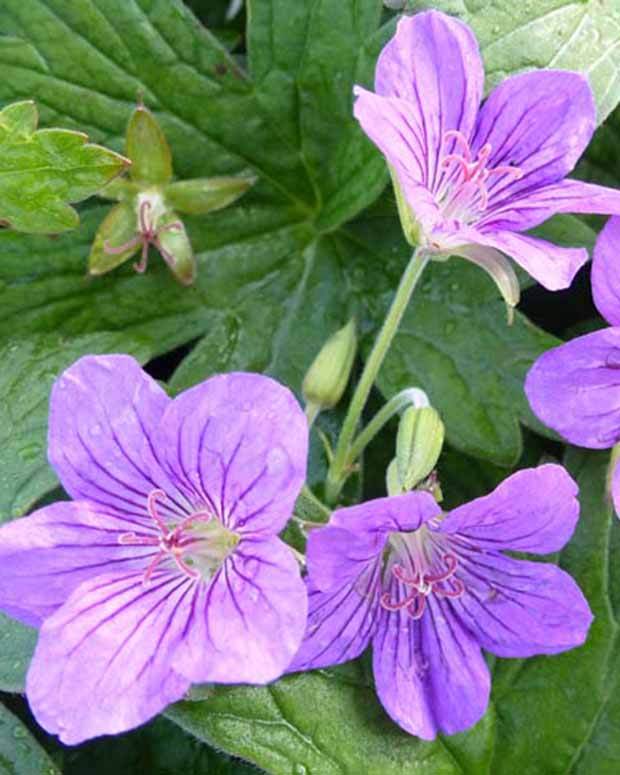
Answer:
[
  {"left": 526, "top": 216, "right": 620, "bottom": 516},
  {"left": 290, "top": 465, "right": 591, "bottom": 738},
  {"left": 0, "top": 355, "right": 308, "bottom": 744},
  {"left": 354, "top": 11, "right": 620, "bottom": 298}
]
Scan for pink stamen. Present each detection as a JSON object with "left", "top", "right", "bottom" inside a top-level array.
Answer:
[
  {"left": 434, "top": 579, "right": 465, "bottom": 599},
  {"left": 147, "top": 489, "right": 170, "bottom": 534},
  {"left": 443, "top": 130, "right": 472, "bottom": 162},
  {"left": 424, "top": 553, "right": 458, "bottom": 584},
  {"left": 406, "top": 595, "right": 426, "bottom": 620}
]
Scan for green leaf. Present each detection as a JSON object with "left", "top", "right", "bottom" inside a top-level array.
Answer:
[
  {"left": 0, "top": 100, "right": 127, "bottom": 233},
  {"left": 0, "top": 331, "right": 152, "bottom": 520},
  {"left": 168, "top": 664, "right": 495, "bottom": 775},
  {"left": 409, "top": 0, "right": 620, "bottom": 122},
  {"left": 0, "top": 701, "right": 60, "bottom": 774},
  {"left": 0, "top": 614, "right": 35, "bottom": 693}
]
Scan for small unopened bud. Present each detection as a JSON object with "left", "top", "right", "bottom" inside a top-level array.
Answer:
[
  {"left": 126, "top": 105, "right": 173, "bottom": 185},
  {"left": 390, "top": 167, "right": 420, "bottom": 247},
  {"left": 302, "top": 319, "right": 357, "bottom": 413},
  {"left": 395, "top": 406, "right": 445, "bottom": 491}
]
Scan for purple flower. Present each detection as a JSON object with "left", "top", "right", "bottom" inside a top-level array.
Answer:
[
  {"left": 290, "top": 465, "right": 591, "bottom": 739},
  {"left": 526, "top": 216, "right": 620, "bottom": 515},
  {"left": 0, "top": 355, "right": 308, "bottom": 744},
  {"left": 354, "top": 11, "right": 620, "bottom": 297}
]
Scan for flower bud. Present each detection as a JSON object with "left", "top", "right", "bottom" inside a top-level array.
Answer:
[
  {"left": 395, "top": 406, "right": 445, "bottom": 491},
  {"left": 126, "top": 105, "right": 173, "bottom": 185},
  {"left": 302, "top": 319, "right": 357, "bottom": 412}
]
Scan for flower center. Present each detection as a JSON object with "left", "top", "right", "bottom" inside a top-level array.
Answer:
[
  {"left": 380, "top": 527, "right": 464, "bottom": 620},
  {"left": 119, "top": 489, "right": 239, "bottom": 585},
  {"left": 436, "top": 130, "right": 523, "bottom": 225},
  {"left": 104, "top": 195, "right": 183, "bottom": 275}
]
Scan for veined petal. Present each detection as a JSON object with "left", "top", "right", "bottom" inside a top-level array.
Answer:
[
  {"left": 448, "top": 243, "right": 520, "bottom": 319},
  {"left": 48, "top": 355, "right": 187, "bottom": 525},
  {"left": 330, "top": 491, "right": 441, "bottom": 534},
  {"left": 0, "top": 501, "right": 157, "bottom": 628},
  {"left": 525, "top": 329, "right": 620, "bottom": 448},
  {"left": 480, "top": 178, "right": 620, "bottom": 233},
  {"left": 440, "top": 464, "right": 579, "bottom": 554},
  {"left": 173, "top": 536, "right": 307, "bottom": 684},
  {"left": 353, "top": 88, "right": 441, "bottom": 231},
  {"left": 153, "top": 372, "right": 308, "bottom": 535},
  {"left": 26, "top": 569, "right": 193, "bottom": 745},
  {"left": 592, "top": 217, "right": 620, "bottom": 326},
  {"left": 306, "top": 526, "right": 386, "bottom": 592},
  {"left": 467, "top": 229, "right": 588, "bottom": 291},
  {"left": 473, "top": 70, "right": 595, "bottom": 212},
  {"left": 372, "top": 585, "right": 490, "bottom": 739},
  {"left": 450, "top": 549, "right": 592, "bottom": 657},
  {"left": 289, "top": 563, "right": 381, "bottom": 672},
  {"left": 374, "top": 11, "right": 483, "bottom": 193}
]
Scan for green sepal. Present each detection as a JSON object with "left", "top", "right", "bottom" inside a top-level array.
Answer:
[
  {"left": 390, "top": 166, "right": 421, "bottom": 247},
  {"left": 126, "top": 105, "right": 173, "bottom": 185},
  {"left": 89, "top": 201, "right": 139, "bottom": 276},
  {"left": 164, "top": 175, "right": 256, "bottom": 215},
  {"left": 98, "top": 176, "right": 141, "bottom": 202},
  {"left": 157, "top": 211, "right": 196, "bottom": 286}
]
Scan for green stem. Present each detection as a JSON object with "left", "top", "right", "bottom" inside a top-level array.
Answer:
[
  {"left": 326, "top": 247, "right": 429, "bottom": 504},
  {"left": 345, "top": 387, "right": 429, "bottom": 468}
]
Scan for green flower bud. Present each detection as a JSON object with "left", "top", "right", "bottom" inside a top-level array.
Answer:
[
  {"left": 390, "top": 166, "right": 420, "bottom": 247},
  {"left": 395, "top": 405, "right": 445, "bottom": 491},
  {"left": 126, "top": 105, "right": 173, "bottom": 185},
  {"left": 164, "top": 175, "right": 256, "bottom": 215},
  {"left": 302, "top": 319, "right": 357, "bottom": 413}
]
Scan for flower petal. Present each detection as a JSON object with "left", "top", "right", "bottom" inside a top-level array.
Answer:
[
  {"left": 592, "top": 217, "right": 620, "bottom": 326},
  {"left": 440, "top": 464, "right": 579, "bottom": 554},
  {"left": 449, "top": 242, "right": 520, "bottom": 316},
  {"left": 26, "top": 569, "right": 193, "bottom": 745},
  {"left": 48, "top": 355, "right": 187, "bottom": 525},
  {"left": 153, "top": 372, "right": 308, "bottom": 535},
  {"left": 173, "top": 536, "right": 307, "bottom": 684},
  {"left": 473, "top": 70, "right": 595, "bottom": 212},
  {"left": 611, "top": 457, "right": 620, "bottom": 520},
  {"left": 466, "top": 228, "right": 588, "bottom": 290},
  {"left": 479, "top": 178, "right": 620, "bottom": 233},
  {"left": 289, "top": 564, "right": 381, "bottom": 672},
  {"left": 450, "top": 549, "right": 592, "bottom": 657},
  {"left": 372, "top": 590, "right": 490, "bottom": 739},
  {"left": 353, "top": 88, "right": 441, "bottom": 231},
  {"left": 525, "top": 328, "right": 620, "bottom": 448},
  {"left": 374, "top": 11, "right": 483, "bottom": 192},
  {"left": 0, "top": 501, "right": 157, "bottom": 627},
  {"left": 330, "top": 491, "right": 441, "bottom": 533}
]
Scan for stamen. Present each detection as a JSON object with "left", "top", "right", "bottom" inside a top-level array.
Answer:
[
  {"left": 406, "top": 595, "right": 426, "bottom": 620},
  {"left": 147, "top": 489, "right": 170, "bottom": 534},
  {"left": 434, "top": 579, "right": 465, "bottom": 599},
  {"left": 424, "top": 553, "right": 458, "bottom": 584}
]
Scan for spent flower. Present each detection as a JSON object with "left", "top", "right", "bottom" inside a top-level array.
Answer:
[
  {"left": 0, "top": 355, "right": 308, "bottom": 744},
  {"left": 290, "top": 465, "right": 591, "bottom": 738},
  {"left": 354, "top": 11, "right": 620, "bottom": 312}
]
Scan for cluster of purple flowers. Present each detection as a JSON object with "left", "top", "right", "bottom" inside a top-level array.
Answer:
[{"left": 0, "top": 7, "right": 616, "bottom": 748}]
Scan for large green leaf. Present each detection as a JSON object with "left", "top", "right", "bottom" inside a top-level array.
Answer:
[
  {"left": 0, "top": 100, "right": 126, "bottom": 233},
  {"left": 0, "top": 0, "right": 582, "bottom": 473},
  {"left": 409, "top": 0, "right": 620, "bottom": 122},
  {"left": 0, "top": 701, "right": 60, "bottom": 774}
]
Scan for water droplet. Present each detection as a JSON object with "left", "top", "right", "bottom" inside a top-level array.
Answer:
[
  {"left": 444, "top": 322, "right": 456, "bottom": 336},
  {"left": 249, "top": 589, "right": 259, "bottom": 602},
  {"left": 12, "top": 725, "right": 27, "bottom": 739},
  {"left": 18, "top": 441, "right": 42, "bottom": 462},
  {"left": 294, "top": 766, "right": 308, "bottom": 775},
  {"left": 241, "top": 401, "right": 252, "bottom": 412},
  {"left": 90, "top": 423, "right": 102, "bottom": 437}
]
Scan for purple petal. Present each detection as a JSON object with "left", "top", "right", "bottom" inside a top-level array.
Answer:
[
  {"left": 305, "top": 526, "right": 386, "bottom": 592},
  {"left": 49, "top": 355, "right": 187, "bottom": 525},
  {"left": 525, "top": 328, "right": 620, "bottom": 448},
  {"left": 593, "top": 217, "right": 620, "bottom": 326},
  {"left": 466, "top": 228, "right": 588, "bottom": 290},
  {"left": 353, "top": 88, "right": 441, "bottom": 232},
  {"left": 473, "top": 70, "right": 595, "bottom": 213},
  {"left": 480, "top": 178, "right": 620, "bottom": 233},
  {"left": 330, "top": 491, "right": 441, "bottom": 533},
  {"left": 289, "top": 564, "right": 381, "bottom": 672},
  {"left": 374, "top": 12, "right": 483, "bottom": 191},
  {"left": 173, "top": 536, "right": 307, "bottom": 684},
  {"left": 372, "top": 587, "right": 490, "bottom": 739},
  {"left": 0, "top": 501, "right": 157, "bottom": 627},
  {"left": 26, "top": 569, "right": 193, "bottom": 745},
  {"left": 152, "top": 372, "right": 308, "bottom": 535},
  {"left": 450, "top": 548, "right": 592, "bottom": 657},
  {"left": 440, "top": 464, "right": 579, "bottom": 554}
]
